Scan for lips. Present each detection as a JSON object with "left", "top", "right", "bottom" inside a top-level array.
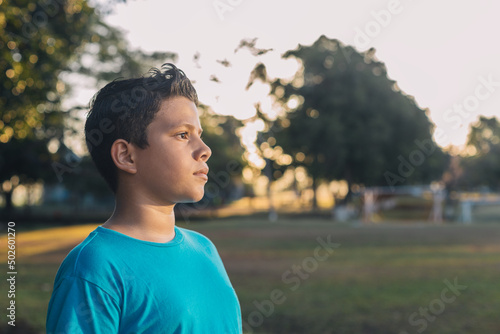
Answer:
[{"left": 194, "top": 167, "right": 209, "bottom": 181}]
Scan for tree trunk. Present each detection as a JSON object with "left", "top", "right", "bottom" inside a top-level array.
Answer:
[
  {"left": 343, "top": 170, "right": 353, "bottom": 204},
  {"left": 312, "top": 174, "right": 318, "bottom": 209},
  {"left": 264, "top": 158, "right": 277, "bottom": 221},
  {"left": 344, "top": 180, "right": 353, "bottom": 204},
  {"left": 4, "top": 190, "right": 13, "bottom": 218}
]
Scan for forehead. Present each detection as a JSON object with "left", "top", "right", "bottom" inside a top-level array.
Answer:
[{"left": 152, "top": 96, "right": 201, "bottom": 129}]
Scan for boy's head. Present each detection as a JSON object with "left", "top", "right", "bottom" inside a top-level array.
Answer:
[{"left": 85, "top": 63, "right": 202, "bottom": 195}]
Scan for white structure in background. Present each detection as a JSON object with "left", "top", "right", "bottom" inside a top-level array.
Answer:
[
  {"left": 460, "top": 200, "right": 473, "bottom": 224},
  {"left": 331, "top": 180, "right": 353, "bottom": 222},
  {"left": 458, "top": 193, "right": 500, "bottom": 224},
  {"left": 361, "top": 184, "right": 446, "bottom": 223},
  {"left": 430, "top": 183, "right": 445, "bottom": 223},
  {"left": 362, "top": 189, "right": 377, "bottom": 223}
]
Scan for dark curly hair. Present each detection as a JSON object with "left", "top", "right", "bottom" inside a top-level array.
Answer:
[{"left": 84, "top": 63, "right": 198, "bottom": 193}]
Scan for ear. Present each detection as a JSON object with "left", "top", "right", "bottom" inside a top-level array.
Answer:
[{"left": 110, "top": 139, "right": 137, "bottom": 174}]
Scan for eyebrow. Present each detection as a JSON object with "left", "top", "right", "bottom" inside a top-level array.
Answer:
[{"left": 170, "top": 123, "right": 203, "bottom": 134}]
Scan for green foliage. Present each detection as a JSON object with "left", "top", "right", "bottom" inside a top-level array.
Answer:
[
  {"left": 0, "top": 137, "right": 52, "bottom": 182},
  {"left": 56, "top": 153, "right": 113, "bottom": 198},
  {"left": 1, "top": 0, "right": 95, "bottom": 142},
  {"left": 265, "top": 36, "right": 448, "bottom": 192},
  {"left": 1, "top": 0, "right": 96, "bottom": 214},
  {"left": 466, "top": 116, "right": 500, "bottom": 156},
  {"left": 459, "top": 116, "right": 500, "bottom": 190}
]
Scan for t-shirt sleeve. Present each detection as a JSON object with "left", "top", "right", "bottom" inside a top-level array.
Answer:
[{"left": 46, "top": 276, "right": 120, "bottom": 334}]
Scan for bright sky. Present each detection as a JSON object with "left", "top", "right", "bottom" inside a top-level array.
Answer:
[{"left": 97, "top": 0, "right": 500, "bottom": 149}]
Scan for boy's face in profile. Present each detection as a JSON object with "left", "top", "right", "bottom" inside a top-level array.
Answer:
[{"left": 132, "top": 96, "right": 211, "bottom": 205}]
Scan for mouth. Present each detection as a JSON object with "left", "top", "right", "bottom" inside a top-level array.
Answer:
[{"left": 194, "top": 167, "right": 209, "bottom": 181}]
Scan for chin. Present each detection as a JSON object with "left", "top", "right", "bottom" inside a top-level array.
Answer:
[
  {"left": 192, "top": 192, "right": 205, "bottom": 203},
  {"left": 179, "top": 192, "right": 205, "bottom": 204}
]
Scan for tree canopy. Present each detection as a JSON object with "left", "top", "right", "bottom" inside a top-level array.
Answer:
[
  {"left": 1, "top": 0, "right": 97, "bottom": 214},
  {"left": 261, "top": 36, "right": 448, "bottom": 202},
  {"left": 458, "top": 116, "right": 500, "bottom": 190}
]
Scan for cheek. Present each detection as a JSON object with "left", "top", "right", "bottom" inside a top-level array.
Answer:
[
  {"left": 136, "top": 138, "right": 192, "bottom": 178},
  {"left": 162, "top": 147, "right": 190, "bottom": 171},
  {"left": 147, "top": 147, "right": 189, "bottom": 180}
]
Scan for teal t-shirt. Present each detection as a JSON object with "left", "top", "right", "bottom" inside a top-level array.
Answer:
[{"left": 46, "top": 225, "right": 242, "bottom": 334}]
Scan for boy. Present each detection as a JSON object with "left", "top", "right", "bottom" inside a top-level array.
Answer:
[{"left": 46, "top": 64, "right": 242, "bottom": 333}]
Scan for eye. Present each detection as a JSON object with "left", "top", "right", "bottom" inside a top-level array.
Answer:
[{"left": 177, "top": 132, "right": 189, "bottom": 140}]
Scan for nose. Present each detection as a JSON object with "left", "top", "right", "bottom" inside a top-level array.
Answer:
[{"left": 197, "top": 138, "right": 212, "bottom": 162}]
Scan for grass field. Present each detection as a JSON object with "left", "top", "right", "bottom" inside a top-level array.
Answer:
[{"left": 2, "top": 217, "right": 500, "bottom": 334}]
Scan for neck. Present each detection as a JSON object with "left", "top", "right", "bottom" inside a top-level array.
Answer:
[{"left": 102, "top": 188, "right": 177, "bottom": 243}]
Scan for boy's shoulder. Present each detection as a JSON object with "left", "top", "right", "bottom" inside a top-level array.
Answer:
[
  {"left": 56, "top": 226, "right": 218, "bottom": 280},
  {"left": 55, "top": 228, "right": 117, "bottom": 281},
  {"left": 61, "top": 226, "right": 215, "bottom": 270}
]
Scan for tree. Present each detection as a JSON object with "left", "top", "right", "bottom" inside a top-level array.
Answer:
[
  {"left": 261, "top": 36, "right": 448, "bottom": 206},
  {"left": 1, "top": 0, "right": 95, "bottom": 144},
  {"left": 1, "top": 0, "right": 96, "bottom": 215},
  {"left": 459, "top": 116, "right": 500, "bottom": 190}
]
